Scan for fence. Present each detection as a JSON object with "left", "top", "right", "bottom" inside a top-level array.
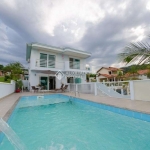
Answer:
[
  {"left": 0, "top": 80, "right": 16, "bottom": 99},
  {"left": 69, "top": 83, "right": 95, "bottom": 95}
]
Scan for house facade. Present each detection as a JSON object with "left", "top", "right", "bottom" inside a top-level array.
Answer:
[
  {"left": 26, "top": 43, "right": 91, "bottom": 90},
  {"left": 97, "top": 67, "right": 123, "bottom": 82}
]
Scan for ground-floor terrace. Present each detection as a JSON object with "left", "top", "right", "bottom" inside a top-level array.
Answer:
[
  {"left": 1, "top": 92, "right": 150, "bottom": 121},
  {"left": 29, "top": 70, "right": 87, "bottom": 91}
]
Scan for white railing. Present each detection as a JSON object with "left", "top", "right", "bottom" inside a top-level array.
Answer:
[
  {"left": 35, "top": 59, "right": 65, "bottom": 69},
  {"left": 69, "top": 61, "right": 90, "bottom": 71},
  {"left": 69, "top": 83, "right": 95, "bottom": 96},
  {"left": 68, "top": 82, "right": 132, "bottom": 99},
  {"left": 97, "top": 81, "right": 130, "bottom": 99},
  {"left": 35, "top": 59, "right": 90, "bottom": 71}
]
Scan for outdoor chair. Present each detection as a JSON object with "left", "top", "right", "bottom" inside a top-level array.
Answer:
[
  {"left": 39, "top": 86, "right": 45, "bottom": 93},
  {"left": 55, "top": 84, "right": 64, "bottom": 91},
  {"left": 31, "top": 86, "right": 39, "bottom": 92},
  {"left": 61, "top": 85, "right": 68, "bottom": 92}
]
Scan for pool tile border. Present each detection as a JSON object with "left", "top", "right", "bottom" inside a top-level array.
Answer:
[{"left": 70, "top": 96, "right": 150, "bottom": 122}]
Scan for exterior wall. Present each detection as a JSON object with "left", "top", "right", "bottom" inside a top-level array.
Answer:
[
  {"left": 29, "top": 48, "right": 87, "bottom": 71},
  {"left": 97, "top": 68, "right": 109, "bottom": 74},
  {"left": 0, "top": 80, "right": 15, "bottom": 99},
  {"left": 22, "top": 80, "right": 29, "bottom": 89},
  {"left": 132, "top": 80, "right": 150, "bottom": 101},
  {"left": 0, "top": 71, "right": 3, "bottom": 76},
  {"left": 138, "top": 75, "right": 148, "bottom": 80}
]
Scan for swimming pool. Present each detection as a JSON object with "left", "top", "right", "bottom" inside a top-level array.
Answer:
[{"left": 0, "top": 94, "right": 150, "bottom": 149}]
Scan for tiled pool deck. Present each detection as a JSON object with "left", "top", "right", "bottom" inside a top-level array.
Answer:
[{"left": 0, "top": 92, "right": 150, "bottom": 121}]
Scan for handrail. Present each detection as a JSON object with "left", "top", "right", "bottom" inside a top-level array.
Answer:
[{"left": 97, "top": 82, "right": 130, "bottom": 99}]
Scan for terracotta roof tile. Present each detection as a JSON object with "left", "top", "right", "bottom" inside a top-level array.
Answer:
[
  {"left": 137, "top": 69, "right": 149, "bottom": 75},
  {"left": 97, "top": 66, "right": 122, "bottom": 73}
]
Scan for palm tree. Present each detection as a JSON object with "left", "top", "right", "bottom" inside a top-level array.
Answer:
[{"left": 119, "top": 41, "right": 150, "bottom": 65}]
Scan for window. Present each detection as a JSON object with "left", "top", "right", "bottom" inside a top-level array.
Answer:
[
  {"left": 69, "top": 58, "right": 80, "bottom": 69},
  {"left": 40, "top": 53, "right": 55, "bottom": 68},
  {"left": 109, "top": 71, "right": 111, "bottom": 75},
  {"left": 67, "top": 77, "right": 74, "bottom": 83},
  {"left": 75, "top": 78, "right": 81, "bottom": 83},
  {"left": 40, "top": 53, "right": 47, "bottom": 67},
  {"left": 48, "top": 55, "right": 55, "bottom": 68}
]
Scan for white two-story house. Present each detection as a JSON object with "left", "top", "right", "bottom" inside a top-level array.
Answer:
[{"left": 26, "top": 43, "right": 91, "bottom": 90}]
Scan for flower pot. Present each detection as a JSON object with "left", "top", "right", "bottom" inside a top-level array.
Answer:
[{"left": 16, "top": 89, "right": 21, "bottom": 93}]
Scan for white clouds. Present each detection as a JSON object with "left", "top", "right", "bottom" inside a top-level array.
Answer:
[
  {"left": 0, "top": 0, "right": 105, "bottom": 42},
  {"left": 131, "top": 26, "right": 145, "bottom": 41},
  {"left": 118, "top": 2, "right": 127, "bottom": 10},
  {"left": 41, "top": 0, "right": 105, "bottom": 40},
  {"left": 146, "top": 2, "right": 150, "bottom": 10},
  {"left": 0, "top": 0, "right": 150, "bottom": 68}
]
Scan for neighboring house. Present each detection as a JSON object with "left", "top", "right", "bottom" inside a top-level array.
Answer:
[
  {"left": 26, "top": 43, "right": 91, "bottom": 90},
  {"left": 97, "top": 67, "right": 123, "bottom": 82},
  {"left": 125, "top": 69, "right": 150, "bottom": 80},
  {"left": 0, "top": 71, "right": 3, "bottom": 76},
  {"left": 137, "top": 69, "right": 149, "bottom": 80}
]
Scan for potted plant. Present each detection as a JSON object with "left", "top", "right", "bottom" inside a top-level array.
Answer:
[{"left": 16, "top": 80, "right": 23, "bottom": 93}]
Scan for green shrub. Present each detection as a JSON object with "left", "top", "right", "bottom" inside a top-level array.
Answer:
[
  {"left": 16, "top": 80, "right": 23, "bottom": 89},
  {"left": 91, "top": 79, "right": 97, "bottom": 82},
  {"left": 4, "top": 75, "right": 10, "bottom": 81}
]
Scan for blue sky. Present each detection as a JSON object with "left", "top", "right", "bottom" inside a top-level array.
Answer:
[{"left": 0, "top": 0, "right": 150, "bottom": 69}]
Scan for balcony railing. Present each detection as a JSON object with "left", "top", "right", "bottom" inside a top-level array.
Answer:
[
  {"left": 35, "top": 59, "right": 90, "bottom": 71},
  {"left": 36, "top": 59, "right": 64, "bottom": 69}
]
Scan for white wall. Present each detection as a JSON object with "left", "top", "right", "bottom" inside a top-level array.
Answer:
[
  {"left": 22, "top": 80, "right": 29, "bottom": 89},
  {"left": 0, "top": 80, "right": 16, "bottom": 99},
  {"left": 138, "top": 75, "right": 148, "bottom": 80},
  {"left": 131, "top": 80, "right": 150, "bottom": 101},
  {"left": 30, "top": 48, "right": 87, "bottom": 71}
]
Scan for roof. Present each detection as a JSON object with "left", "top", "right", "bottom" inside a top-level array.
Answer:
[
  {"left": 124, "top": 70, "right": 150, "bottom": 77},
  {"left": 26, "top": 43, "right": 91, "bottom": 61},
  {"left": 97, "top": 67, "right": 122, "bottom": 73},
  {"left": 124, "top": 73, "right": 139, "bottom": 78},
  {"left": 137, "top": 69, "right": 149, "bottom": 75}
]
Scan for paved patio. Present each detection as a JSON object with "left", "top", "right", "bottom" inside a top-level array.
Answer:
[{"left": 0, "top": 92, "right": 150, "bottom": 121}]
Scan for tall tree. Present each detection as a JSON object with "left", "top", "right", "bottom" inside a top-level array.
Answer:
[
  {"left": 0, "top": 64, "right": 4, "bottom": 70},
  {"left": 3, "top": 62, "right": 24, "bottom": 80}
]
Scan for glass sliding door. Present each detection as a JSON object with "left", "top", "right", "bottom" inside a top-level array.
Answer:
[
  {"left": 48, "top": 55, "right": 55, "bottom": 68},
  {"left": 40, "top": 77, "right": 48, "bottom": 90},
  {"left": 40, "top": 53, "right": 47, "bottom": 67}
]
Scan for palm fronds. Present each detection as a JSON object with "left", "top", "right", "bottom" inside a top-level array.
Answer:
[{"left": 119, "top": 42, "right": 150, "bottom": 65}]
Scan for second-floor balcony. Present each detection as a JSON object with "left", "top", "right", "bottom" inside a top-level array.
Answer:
[{"left": 34, "top": 59, "right": 90, "bottom": 72}]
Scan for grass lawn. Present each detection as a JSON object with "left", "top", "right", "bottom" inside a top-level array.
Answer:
[{"left": 0, "top": 76, "right": 10, "bottom": 83}]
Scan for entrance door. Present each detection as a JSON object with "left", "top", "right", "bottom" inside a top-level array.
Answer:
[{"left": 49, "top": 76, "right": 56, "bottom": 90}]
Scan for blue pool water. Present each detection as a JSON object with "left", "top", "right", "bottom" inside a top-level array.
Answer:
[{"left": 0, "top": 94, "right": 150, "bottom": 150}]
